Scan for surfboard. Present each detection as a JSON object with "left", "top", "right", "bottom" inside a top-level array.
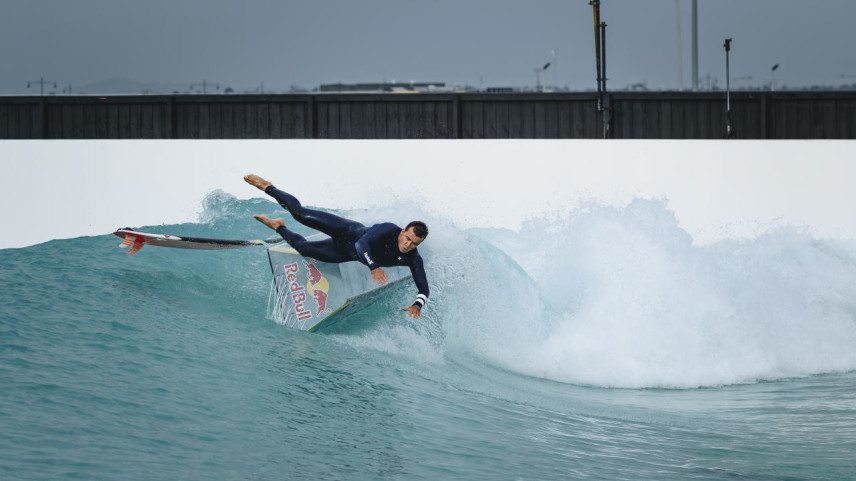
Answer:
[
  {"left": 266, "top": 245, "right": 412, "bottom": 333},
  {"left": 113, "top": 228, "right": 282, "bottom": 254}
]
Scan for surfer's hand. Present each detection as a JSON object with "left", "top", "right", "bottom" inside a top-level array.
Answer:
[
  {"left": 371, "top": 268, "right": 388, "bottom": 286},
  {"left": 403, "top": 305, "right": 422, "bottom": 319}
]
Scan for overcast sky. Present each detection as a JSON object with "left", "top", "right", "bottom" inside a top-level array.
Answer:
[{"left": 2, "top": 0, "right": 855, "bottom": 95}]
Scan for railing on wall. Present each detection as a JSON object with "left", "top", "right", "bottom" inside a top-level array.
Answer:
[{"left": 2, "top": 91, "right": 854, "bottom": 140}]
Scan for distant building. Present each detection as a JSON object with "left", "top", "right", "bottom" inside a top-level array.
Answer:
[
  {"left": 484, "top": 87, "right": 515, "bottom": 94},
  {"left": 319, "top": 82, "right": 446, "bottom": 93}
]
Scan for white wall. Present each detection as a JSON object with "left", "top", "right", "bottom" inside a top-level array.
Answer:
[{"left": 1, "top": 139, "right": 854, "bottom": 249}]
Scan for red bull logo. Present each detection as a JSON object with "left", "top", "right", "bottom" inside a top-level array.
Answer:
[
  {"left": 282, "top": 261, "right": 332, "bottom": 322},
  {"left": 303, "top": 260, "right": 331, "bottom": 316}
]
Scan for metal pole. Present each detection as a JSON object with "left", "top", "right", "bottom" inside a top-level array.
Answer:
[
  {"left": 675, "top": 0, "right": 684, "bottom": 91},
  {"left": 533, "top": 62, "right": 550, "bottom": 92},
  {"left": 724, "top": 38, "right": 733, "bottom": 138},
  {"left": 591, "top": 0, "right": 602, "bottom": 112},
  {"left": 771, "top": 64, "right": 779, "bottom": 91},
  {"left": 692, "top": 0, "right": 698, "bottom": 91},
  {"left": 190, "top": 80, "right": 220, "bottom": 94},
  {"left": 601, "top": 20, "right": 609, "bottom": 138},
  {"left": 27, "top": 77, "right": 58, "bottom": 97},
  {"left": 601, "top": 22, "right": 607, "bottom": 95}
]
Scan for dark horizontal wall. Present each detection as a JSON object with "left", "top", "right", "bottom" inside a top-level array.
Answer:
[
  {"left": 0, "top": 98, "right": 42, "bottom": 139},
  {"left": 611, "top": 91, "right": 856, "bottom": 139},
  {"left": 46, "top": 97, "right": 172, "bottom": 139},
  {"left": 175, "top": 97, "right": 310, "bottom": 138},
  {"left": 314, "top": 96, "right": 455, "bottom": 139},
  {"left": 767, "top": 92, "right": 856, "bottom": 139},
  {"left": 2, "top": 92, "right": 854, "bottom": 139},
  {"left": 611, "top": 93, "right": 760, "bottom": 139},
  {"left": 461, "top": 94, "right": 601, "bottom": 138}
]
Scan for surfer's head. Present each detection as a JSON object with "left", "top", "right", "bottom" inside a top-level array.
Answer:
[{"left": 399, "top": 221, "right": 428, "bottom": 253}]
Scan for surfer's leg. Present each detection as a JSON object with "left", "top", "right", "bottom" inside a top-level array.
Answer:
[
  {"left": 277, "top": 230, "right": 350, "bottom": 263},
  {"left": 262, "top": 185, "right": 363, "bottom": 239},
  {"left": 254, "top": 214, "right": 351, "bottom": 263}
]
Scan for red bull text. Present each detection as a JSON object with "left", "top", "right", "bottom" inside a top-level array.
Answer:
[{"left": 283, "top": 262, "right": 312, "bottom": 322}]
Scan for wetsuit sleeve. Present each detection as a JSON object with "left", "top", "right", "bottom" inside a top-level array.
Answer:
[
  {"left": 410, "top": 254, "right": 430, "bottom": 309},
  {"left": 354, "top": 223, "right": 396, "bottom": 270}
]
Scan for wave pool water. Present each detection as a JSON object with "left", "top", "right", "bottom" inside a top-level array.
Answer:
[{"left": 2, "top": 192, "right": 855, "bottom": 480}]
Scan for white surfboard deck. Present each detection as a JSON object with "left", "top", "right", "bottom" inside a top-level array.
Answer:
[{"left": 114, "top": 228, "right": 282, "bottom": 254}]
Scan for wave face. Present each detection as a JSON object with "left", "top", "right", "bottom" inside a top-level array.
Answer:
[
  {"left": 3, "top": 191, "right": 856, "bottom": 480},
  {"left": 6, "top": 191, "right": 856, "bottom": 390}
]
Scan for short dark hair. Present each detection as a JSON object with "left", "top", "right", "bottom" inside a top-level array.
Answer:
[{"left": 405, "top": 221, "right": 428, "bottom": 238}]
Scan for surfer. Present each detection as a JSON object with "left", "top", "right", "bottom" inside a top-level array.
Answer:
[{"left": 245, "top": 174, "right": 429, "bottom": 319}]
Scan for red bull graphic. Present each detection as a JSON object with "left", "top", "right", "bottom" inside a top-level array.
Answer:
[
  {"left": 268, "top": 246, "right": 413, "bottom": 332},
  {"left": 303, "top": 260, "right": 332, "bottom": 316},
  {"left": 283, "top": 262, "right": 313, "bottom": 323},
  {"left": 281, "top": 261, "right": 333, "bottom": 322}
]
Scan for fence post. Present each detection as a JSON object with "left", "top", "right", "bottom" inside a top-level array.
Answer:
[
  {"left": 39, "top": 96, "right": 48, "bottom": 139},
  {"left": 452, "top": 94, "right": 461, "bottom": 138},
  {"left": 307, "top": 96, "right": 316, "bottom": 139},
  {"left": 169, "top": 96, "right": 178, "bottom": 139}
]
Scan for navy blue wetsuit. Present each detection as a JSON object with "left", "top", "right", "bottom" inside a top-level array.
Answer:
[{"left": 265, "top": 186, "right": 429, "bottom": 309}]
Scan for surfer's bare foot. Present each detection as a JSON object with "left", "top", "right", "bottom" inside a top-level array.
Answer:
[
  {"left": 253, "top": 215, "right": 284, "bottom": 230},
  {"left": 244, "top": 174, "right": 272, "bottom": 191}
]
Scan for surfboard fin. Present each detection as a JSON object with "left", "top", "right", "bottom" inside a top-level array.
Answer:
[
  {"left": 126, "top": 239, "right": 145, "bottom": 254},
  {"left": 118, "top": 234, "right": 145, "bottom": 254}
]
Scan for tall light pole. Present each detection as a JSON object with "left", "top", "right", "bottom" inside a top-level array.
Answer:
[
  {"left": 27, "top": 77, "right": 58, "bottom": 96},
  {"left": 533, "top": 62, "right": 551, "bottom": 92},
  {"left": 771, "top": 64, "right": 779, "bottom": 91},
  {"left": 190, "top": 80, "right": 220, "bottom": 94},
  {"left": 590, "top": 0, "right": 609, "bottom": 137},
  {"left": 724, "top": 38, "right": 734, "bottom": 138},
  {"left": 692, "top": 0, "right": 698, "bottom": 91},
  {"left": 675, "top": 0, "right": 684, "bottom": 91}
]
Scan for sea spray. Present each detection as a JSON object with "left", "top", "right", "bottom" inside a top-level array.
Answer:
[{"left": 468, "top": 199, "right": 856, "bottom": 388}]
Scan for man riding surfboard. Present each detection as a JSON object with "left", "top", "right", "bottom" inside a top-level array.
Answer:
[{"left": 245, "top": 174, "right": 429, "bottom": 319}]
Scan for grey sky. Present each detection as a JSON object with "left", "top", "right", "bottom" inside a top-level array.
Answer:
[{"left": 2, "top": 0, "right": 854, "bottom": 95}]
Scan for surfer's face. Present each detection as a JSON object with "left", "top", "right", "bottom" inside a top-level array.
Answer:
[{"left": 398, "top": 227, "right": 424, "bottom": 253}]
